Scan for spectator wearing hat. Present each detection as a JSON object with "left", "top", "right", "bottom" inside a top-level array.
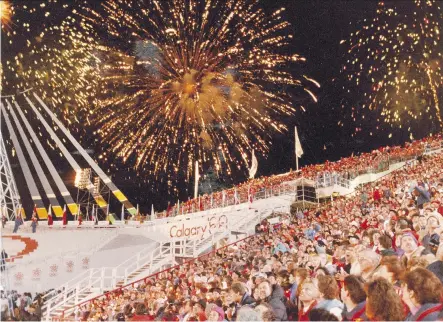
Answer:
[
  {"left": 402, "top": 268, "right": 443, "bottom": 321},
  {"left": 356, "top": 249, "right": 380, "bottom": 281},
  {"left": 400, "top": 232, "right": 431, "bottom": 267},
  {"left": 341, "top": 275, "right": 368, "bottom": 321}
]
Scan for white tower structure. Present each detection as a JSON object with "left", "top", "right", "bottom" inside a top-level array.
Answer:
[{"left": 0, "top": 110, "right": 21, "bottom": 220}]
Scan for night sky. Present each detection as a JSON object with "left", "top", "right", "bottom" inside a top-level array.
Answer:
[{"left": 1, "top": 0, "right": 440, "bottom": 215}]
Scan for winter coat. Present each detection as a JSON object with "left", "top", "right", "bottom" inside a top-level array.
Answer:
[{"left": 266, "top": 286, "right": 288, "bottom": 321}]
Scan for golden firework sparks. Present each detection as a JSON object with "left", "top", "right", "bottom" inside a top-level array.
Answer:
[
  {"left": 4, "top": 0, "right": 318, "bottom": 184},
  {"left": 0, "top": 0, "right": 12, "bottom": 28},
  {"left": 342, "top": 0, "right": 443, "bottom": 137}
]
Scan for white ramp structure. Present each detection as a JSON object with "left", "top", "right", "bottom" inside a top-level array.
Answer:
[
  {"left": 10, "top": 100, "right": 78, "bottom": 218},
  {"left": 1, "top": 103, "right": 48, "bottom": 218},
  {"left": 0, "top": 92, "right": 137, "bottom": 221},
  {"left": 33, "top": 93, "right": 137, "bottom": 216}
]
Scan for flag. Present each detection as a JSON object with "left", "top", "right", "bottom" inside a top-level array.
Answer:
[
  {"left": 248, "top": 150, "right": 258, "bottom": 179},
  {"left": 62, "top": 205, "right": 67, "bottom": 226},
  {"left": 47, "top": 204, "right": 53, "bottom": 226},
  {"left": 194, "top": 161, "right": 200, "bottom": 199},
  {"left": 121, "top": 204, "right": 125, "bottom": 221},
  {"left": 151, "top": 204, "right": 155, "bottom": 220},
  {"left": 234, "top": 188, "right": 239, "bottom": 204},
  {"left": 33, "top": 204, "right": 38, "bottom": 219},
  {"left": 295, "top": 126, "right": 304, "bottom": 158},
  {"left": 166, "top": 202, "right": 172, "bottom": 217}
]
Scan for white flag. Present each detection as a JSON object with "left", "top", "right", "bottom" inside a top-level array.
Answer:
[
  {"left": 295, "top": 126, "right": 304, "bottom": 158},
  {"left": 151, "top": 204, "right": 155, "bottom": 220},
  {"left": 234, "top": 188, "right": 239, "bottom": 204},
  {"left": 248, "top": 150, "right": 258, "bottom": 179}
]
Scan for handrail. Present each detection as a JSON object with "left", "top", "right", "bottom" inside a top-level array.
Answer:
[{"left": 60, "top": 234, "right": 257, "bottom": 319}]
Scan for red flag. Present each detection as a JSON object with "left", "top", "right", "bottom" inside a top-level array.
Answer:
[
  {"left": 62, "top": 205, "right": 67, "bottom": 226},
  {"left": 47, "top": 204, "right": 53, "bottom": 226},
  {"left": 166, "top": 203, "right": 171, "bottom": 217},
  {"left": 33, "top": 204, "right": 38, "bottom": 219}
]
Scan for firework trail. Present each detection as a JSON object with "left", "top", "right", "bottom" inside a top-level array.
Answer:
[
  {"left": 2, "top": 0, "right": 318, "bottom": 183},
  {"left": 342, "top": 0, "right": 443, "bottom": 137}
]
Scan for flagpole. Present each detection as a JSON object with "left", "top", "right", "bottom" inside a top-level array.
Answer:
[
  {"left": 295, "top": 126, "right": 299, "bottom": 171},
  {"left": 194, "top": 161, "right": 199, "bottom": 199}
]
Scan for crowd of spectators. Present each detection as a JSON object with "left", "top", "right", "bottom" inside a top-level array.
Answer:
[
  {"left": 156, "top": 135, "right": 442, "bottom": 218},
  {"left": 2, "top": 137, "right": 442, "bottom": 321},
  {"left": 51, "top": 149, "right": 443, "bottom": 321},
  {"left": 0, "top": 290, "right": 49, "bottom": 321}
]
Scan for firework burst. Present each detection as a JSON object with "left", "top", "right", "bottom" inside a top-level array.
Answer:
[
  {"left": 342, "top": 0, "right": 443, "bottom": 137},
  {"left": 0, "top": 0, "right": 12, "bottom": 29},
  {"left": 4, "top": 0, "right": 318, "bottom": 184}
]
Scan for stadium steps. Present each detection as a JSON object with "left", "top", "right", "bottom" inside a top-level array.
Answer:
[
  {"left": 114, "top": 253, "right": 171, "bottom": 288},
  {"left": 47, "top": 289, "right": 99, "bottom": 319}
]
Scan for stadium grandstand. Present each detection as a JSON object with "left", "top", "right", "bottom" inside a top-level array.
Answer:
[{"left": 2, "top": 135, "right": 443, "bottom": 321}]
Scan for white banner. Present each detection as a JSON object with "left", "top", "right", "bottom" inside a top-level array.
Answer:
[{"left": 165, "top": 213, "right": 228, "bottom": 239}]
